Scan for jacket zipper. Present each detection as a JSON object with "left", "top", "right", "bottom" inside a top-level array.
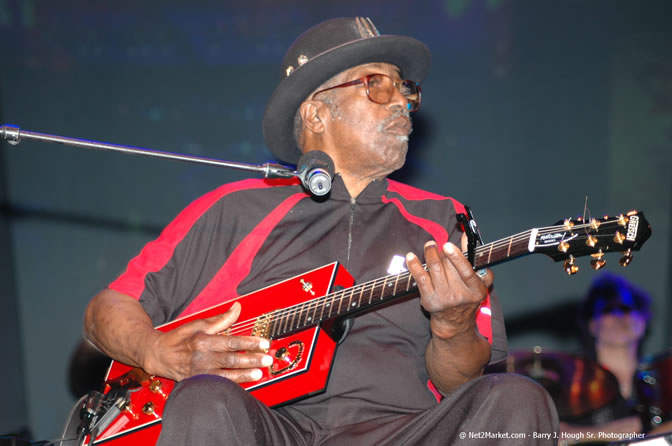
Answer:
[{"left": 346, "top": 197, "right": 356, "bottom": 268}]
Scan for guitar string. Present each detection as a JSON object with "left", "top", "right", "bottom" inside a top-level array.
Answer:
[
  {"left": 224, "top": 219, "right": 626, "bottom": 337},
  {"left": 240, "top": 218, "right": 626, "bottom": 332},
  {"left": 223, "top": 219, "right": 626, "bottom": 336},
  {"left": 222, "top": 219, "right": 627, "bottom": 336}
]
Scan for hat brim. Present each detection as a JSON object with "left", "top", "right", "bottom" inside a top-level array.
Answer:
[{"left": 263, "top": 35, "right": 431, "bottom": 164}]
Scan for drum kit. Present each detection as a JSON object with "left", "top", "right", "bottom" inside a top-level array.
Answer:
[{"left": 486, "top": 348, "right": 672, "bottom": 433}]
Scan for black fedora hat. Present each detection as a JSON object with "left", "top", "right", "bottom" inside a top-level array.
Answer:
[{"left": 262, "top": 17, "right": 431, "bottom": 164}]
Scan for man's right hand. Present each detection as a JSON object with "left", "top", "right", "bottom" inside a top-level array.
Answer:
[
  {"left": 84, "top": 289, "right": 273, "bottom": 384},
  {"left": 142, "top": 302, "right": 273, "bottom": 383}
]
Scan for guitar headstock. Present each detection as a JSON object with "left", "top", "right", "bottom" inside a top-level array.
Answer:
[{"left": 532, "top": 210, "right": 651, "bottom": 275}]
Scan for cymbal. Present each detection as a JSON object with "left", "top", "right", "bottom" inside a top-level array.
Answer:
[
  {"left": 486, "top": 350, "right": 621, "bottom": 420},
  {"left": 637, "top": 351, "right": 672, "bottom": 422}
]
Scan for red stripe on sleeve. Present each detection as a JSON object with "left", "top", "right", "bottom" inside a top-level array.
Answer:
[
  {"left": 427, "top": 379, "right": 443, "bottom": 403},
  {"left": 109, "top": 178, "right": 300, "bottom": 299},
  {"left": 177, "top": 192, "right": 308, "bottom": 318},
  {"left": 476, "top": 294, "right": 493, "bottom": 343}
]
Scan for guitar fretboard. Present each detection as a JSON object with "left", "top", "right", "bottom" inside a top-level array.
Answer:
[{"left": 267, "top": 229, "right": 535, "bottom": 339}]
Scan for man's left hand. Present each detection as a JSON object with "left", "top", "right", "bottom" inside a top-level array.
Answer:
[{"left": 406, "top": 233, "right": 493, "bottom": 340}]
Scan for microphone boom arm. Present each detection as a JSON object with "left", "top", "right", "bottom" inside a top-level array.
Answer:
[{"left": 0, "top": 124, "right": 296, "bottom": 179}]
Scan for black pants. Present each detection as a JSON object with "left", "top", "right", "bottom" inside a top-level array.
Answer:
[{"left": 157, "top": 373, "right": 559, "bottom": 445}]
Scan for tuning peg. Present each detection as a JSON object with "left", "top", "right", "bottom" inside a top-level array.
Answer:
[
  {"left": 613, "top": 232, "right": 626, "bottom": 244},
  {"left": 558, "top": 241, "right": 569, "bottom": 253},
  {"left": 563, "top": 219, "right": 575, "bottom": 231},
  {"left": 590, "top": 251, "right": 606, "bottom": 270},
  {"left": 619, "top": 248, "right": 633, "bottom": 267},
  {"left": 585, "top": 235, "right": 598, "bottom": 247},
  {"left": 590, "top": 218, "right": 601, "bottom": 231},
  {"left": 564, "top": 255, "right": 579, "bottom": 275},
  {"left": 617, "top": 214, "right": 629, "bottom": 227}
]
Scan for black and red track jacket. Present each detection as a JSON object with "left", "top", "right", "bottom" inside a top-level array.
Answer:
[{"left": 109, "top": 174, "right": 507, "bottom": 428}]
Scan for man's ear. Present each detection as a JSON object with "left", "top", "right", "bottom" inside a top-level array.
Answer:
[{"left": 299, "top": 100, "right": 327, "bottom": 135}]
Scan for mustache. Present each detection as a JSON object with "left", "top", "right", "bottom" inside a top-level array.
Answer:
[{"left": 377, "top": 110, "right": 412, "bottom": 133}]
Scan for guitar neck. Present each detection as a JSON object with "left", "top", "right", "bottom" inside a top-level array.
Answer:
[{"left": 267, "top": 230, "right": 534, "bottom": 339}]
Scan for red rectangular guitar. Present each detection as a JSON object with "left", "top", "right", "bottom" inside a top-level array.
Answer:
[{"left": 79, "top": 211, "right": 650, "bottom": 445}]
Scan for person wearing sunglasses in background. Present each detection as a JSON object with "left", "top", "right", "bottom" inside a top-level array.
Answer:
[
  {"left": 559, "top": 272, "right": 652, "bottom": 443},
  {"left": 84, "top": 17, "right": 558, "bottom": 445}
]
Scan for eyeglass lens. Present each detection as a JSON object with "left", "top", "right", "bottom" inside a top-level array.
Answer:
[{"left": 367, "top": 74, "right": 420, "bottom": 111}]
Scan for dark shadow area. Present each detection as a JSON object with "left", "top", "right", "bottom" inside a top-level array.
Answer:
[
  {"left": 0, "top": 203, "right": 163, "bottom": 235},
  {"left": 505, "top": 298, "right": 582, "bottom": 340}
]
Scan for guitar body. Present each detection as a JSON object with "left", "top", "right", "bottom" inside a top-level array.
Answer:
[{"left": 89, "top": 262, "right": 354, "bottom": 445}]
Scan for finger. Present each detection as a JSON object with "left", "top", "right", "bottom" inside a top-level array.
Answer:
[
  {"left": 212, "top": 351, "right": 274, "bottom": 370},
  {"left": 214, "top": 367, "right": 264, "bottom": 384},
  {"left": 460, "top": 232, "right": 468, "bottom": 252},
  {"left": 210, "top": 334, "right": 271, "bottom": 353},
  {"left": 424, "top": 241, "right": 453, "bottom": 296},
  {"left": 203, "top": 301, "right": 242, "bottom": 335},
  {"left": 442, "top": 242, "right": 485, "bottom": 291},
  {"left": 405, "top": 251, "right": 435, "bottom": 297}
]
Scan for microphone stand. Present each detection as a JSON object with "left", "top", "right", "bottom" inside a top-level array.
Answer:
[{"left": 0, "top": 124, "right": 296, "bottom": 180}]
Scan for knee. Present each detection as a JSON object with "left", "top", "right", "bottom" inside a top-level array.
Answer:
[
  {"left": 476, "top": 373, "right": 558, "bottom": 424},
  {"left": 164, "top": 374, "right": 248, "bottom": 420},
  {"left": 478, "top": 373, "right": 553, "bottom": 410}
]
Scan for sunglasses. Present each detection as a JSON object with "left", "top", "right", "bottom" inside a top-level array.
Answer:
[
  {"left": 596, "top": 303, "right": 637, "bottom": 316},
  {"left": 311, "top": 73, "right": 421, "bottom": 112}
]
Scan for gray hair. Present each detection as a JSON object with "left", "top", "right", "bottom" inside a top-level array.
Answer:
[{"left": 293, "top": 74, "right": 345, "bottom": 151}]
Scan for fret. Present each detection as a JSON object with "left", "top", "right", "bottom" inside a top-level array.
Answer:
[
  {"left": 326, "top": 292, "right": 336, "bottom": 318},
  {"left": 368, "top": 280, "right": 376, "bottom": 304},
  {"left": 487, "top": 243, "right": 493, "bottom": 264},
  {"left": 320, "top": 294, "right": 331, "bottom": 321},
  {"left": 286, "top": 309, "right": 296, "bottom": 331},
  {"left": 279, "top": 308, "right": 288, "bottom": 335},
  {"left": 392, "top": 273, "right": 400, "bottom": 295},
  {"left": 336, "top": 288, "right": 345, "bottom": 315},
  {"left": 379, "top": 277, "right": 388, "bottom": 300},
  {"left": 303, "top": 299, "right": 315, "bottom": 327},
  {"left": 356, "top": 283, "right": 365, "bottom": 309},
  {"left": 506, "top": 236, "right": 513, "bottom": 257},
  {"left": 346, "top": 286, "right": 356, "bottom": 313},
  {"left": 296, "top": 303, "right": 305, "bottom": 330},
  {"left": 405, "top": 272, "right": 413, "bottom": 291}
]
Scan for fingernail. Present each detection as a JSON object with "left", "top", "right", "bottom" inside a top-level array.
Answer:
[
  {"left": 424, "top": 240, "right": 436, "bottom": 248},
  {"left": 251, "top": 369, "right": 263, "bottom": 380},
  {"left": 406, "top": 252, "right": 416, "bottom": 262},
  {"left": 261, "top": 355, "right": 273, "bottom": 367},
  {"left": 260, "top": 339, "right": 270, "bottom": 350},
  {"left": 444, "top": 242, "right": 454, "bottom": 254}
]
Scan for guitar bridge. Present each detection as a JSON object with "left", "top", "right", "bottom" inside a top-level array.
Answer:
[{"left": 251, "top": 311, "right": 275, "bottom": 339}]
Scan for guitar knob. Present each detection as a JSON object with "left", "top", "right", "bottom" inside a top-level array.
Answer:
[
  {"left": 563, "top": 255, "right": 579, "bottom": 275},
  {"left": 619, "top": 249, "right": 633, "bottom": 267},
  {"left": 142, "top": 401, "right": 156, "bottom": 416},
  {"left": 123, "top": 401, "right": 138, "bottom": 419},
  {"left": 149, "top": 379, "right": 168, "bottom": 400}
]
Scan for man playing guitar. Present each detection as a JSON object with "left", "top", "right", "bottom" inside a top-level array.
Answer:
[{"left": 84, "top": 17, "right": 558, "bottom": 445}]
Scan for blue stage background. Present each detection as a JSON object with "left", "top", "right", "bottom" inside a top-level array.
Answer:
[{"left": 1, "top": 0, "right": 670, "bottom": 440}]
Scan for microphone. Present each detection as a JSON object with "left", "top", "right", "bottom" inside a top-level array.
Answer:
[{"left": 296, "top": 150, "right": 335, "bottom": 197}]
